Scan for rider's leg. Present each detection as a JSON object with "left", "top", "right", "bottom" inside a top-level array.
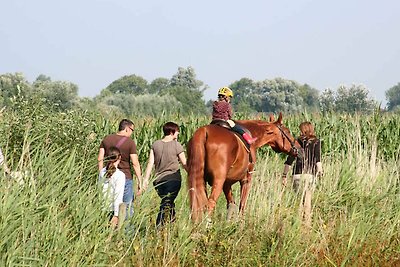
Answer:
[{"left": 228, "top": 120, "right": 257, "bottom": 145}]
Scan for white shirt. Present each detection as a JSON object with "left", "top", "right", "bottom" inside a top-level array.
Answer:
[
  {"left": 99, "top": 167, "right": 125, "bottom": 216},
  {"left": 0, "top": 148, "right": 4, "bottom": 165}
]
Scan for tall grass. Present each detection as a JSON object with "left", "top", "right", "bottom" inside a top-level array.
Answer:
[{"left": 0, "top": 103, "right": 399, "bottom": 265}]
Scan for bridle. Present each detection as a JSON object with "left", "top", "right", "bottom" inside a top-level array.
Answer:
[{"left": 276, "top": 123, "right": 300, "bottom": 157}]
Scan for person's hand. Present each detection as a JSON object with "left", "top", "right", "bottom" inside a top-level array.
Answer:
[
  {"left": 282, "top": 174, "right": 288, "bottom": 187},
  {"left": 4, "top": 166, "right": 10, "bottom": 175},
  {"left": 136, "top": 187, "right": 143, "bottom": 196},
  {"left": 142, "top": 179, "right": 149, "bottom": 191},
  {"left": 110, "top": 216, "right": 118, "bottom": 229},
  {"left": 316, "top": 162, "right": 323, "bottom": 178}
]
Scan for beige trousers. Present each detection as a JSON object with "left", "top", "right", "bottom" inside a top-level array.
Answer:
[{"left": 292, "top": 174, "right": 316, "bottom": 229}]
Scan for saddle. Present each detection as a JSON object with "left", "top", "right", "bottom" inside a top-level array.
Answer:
[
  {"left": 210, "top": 120, "right": 253, "bottom": 162},
  {"left": 210, "top": 119, "right": 230, "bottom": 129}
]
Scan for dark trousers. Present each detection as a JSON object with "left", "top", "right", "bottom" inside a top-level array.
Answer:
[
  {"left": 232, "top": 124, "right": 246, "bottom": 135},
  {"left": 153, "top": 179, "right": 181, "bottom": 227}
]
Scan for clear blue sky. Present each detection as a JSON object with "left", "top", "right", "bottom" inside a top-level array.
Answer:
[{"left": 1, "top": 0, "right": 399, "bottom": 104}]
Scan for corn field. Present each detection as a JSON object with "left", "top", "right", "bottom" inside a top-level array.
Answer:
[{"left": 0, "top": 101, "right": 399, "bottom": 266}]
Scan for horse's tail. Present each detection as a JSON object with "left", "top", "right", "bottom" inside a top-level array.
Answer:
[{"left": 187, "top": 126, "right": 209, "bottom": 222}]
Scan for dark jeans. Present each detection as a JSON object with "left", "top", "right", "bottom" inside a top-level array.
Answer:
[
  {"left": 232, "top": 124, "right": 245, "bottom": 135},
  {"left": 153, "top": 179, "right": 181, "bottom": 227}
]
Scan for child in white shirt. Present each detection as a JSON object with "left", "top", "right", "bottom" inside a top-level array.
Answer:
[
  {"left": 0, "top": 148, "right": 10, "bottom": 174},
  {"left": 99, "top": 147, "right": 126, "bottom": 227}
]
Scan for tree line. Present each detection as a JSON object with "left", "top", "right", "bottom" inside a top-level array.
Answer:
[{"left": 1, "top": 67, "right": 400, "bottom": 116}]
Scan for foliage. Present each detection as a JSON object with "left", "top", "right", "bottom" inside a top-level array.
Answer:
[
  {"left": 319, "top": 88, "right": 336, "bottom": 113},
  {"left": 320, "top": 84, "right": 377, "bottom": 114},
  {"left": 229, "top": 78, "right": 258, "bottom": 113},
  {"left": 148, "top": 77, "right": 170, "bottom": 94},
  {"left": 170, "top": 66, "right": 205, "bottom": 91},
  {"left": 385, "top": 82, "right": 400, "bottom": 111},
  {"left": 164, "top": 66, "right": 208, "bottom": 114},
  {"left": 229, "top": 77, "right": 319, "bottom": 113},
  {"left": 163, "top": 86, "right": 207, "bottom": 115},
  {"left": 0, "top": 73, "right": 79, "bottom": 112},
  {"left": 98, "top": 94, "right": 183, "bottom": 117},
  {"left": 256, "top": 78, "right": 305, "bottom": 113},
  {"left": 104, "top": 74, "right": 148, "bottom": 95},
  {"left": 0, "top": 73, "right": 31, "bottom": 107},
  {"left": 298, "top": 83, "right": 320, "bottom": 112},
  {"left": 32, "top": 76, "right": 79, "bottom": 111},
  {"left": 95, "top": 67, "right": 208, "bottom": 116},
  {"left": 0, "top": 103, "right": 399, "bottom": 266}
]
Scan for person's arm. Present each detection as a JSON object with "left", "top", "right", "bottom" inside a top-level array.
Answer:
[
  {"left": 98, "top": 148, "right": 105, "bottom": 171},
  {"left": 142, "top": 149, "right": 155, "bottom": 191},
  {"left": 315, "top": 140, "right": 323, "bottom": 176},
  {"left": 178, "top": 152, "right": 188, "bottom": 172},
  {"left": 316, "top": 162, "right": 323, "bottom": 176},
  {"left": 282, "top": 155, "right": 295, "bottom": 187},
  {"left": 130, "top": 153, "right": 142, "bottom": 192}
]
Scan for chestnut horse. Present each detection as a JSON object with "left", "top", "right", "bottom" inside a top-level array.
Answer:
[{"left": 187, "top": 113, "right": 299, "bottom": 222}]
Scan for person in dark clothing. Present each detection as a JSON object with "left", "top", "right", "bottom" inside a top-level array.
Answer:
[
  {"left": 212, "top": 87, "right": 257, "bottom": 145},
  {"left": 142, "top": 122, "right": 188, "bottom": 227},
  {"left": 282, "top": 121, "right": 323, "bottom": 192},
  {"left": 98, "top": 119, "right": 142, "bottom": 218},
  {"left": 282, "top": 121, "right": 323, "bottom": 228}
]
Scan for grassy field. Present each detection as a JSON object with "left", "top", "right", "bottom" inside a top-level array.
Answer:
[{"left": 0, "top": 103, "right": 399, "bottom": 266}]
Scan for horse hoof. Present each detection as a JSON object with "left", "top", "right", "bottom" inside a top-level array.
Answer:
[
  {"left": 227, "top": 203, "right": 238, "bottom": 221},
  {"left": 206, "top": 218, "right": 212, "bottom": 229}
]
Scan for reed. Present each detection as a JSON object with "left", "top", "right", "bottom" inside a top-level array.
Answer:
[{"left": 0, "top": 103, "right": 398, "bottom": 266}]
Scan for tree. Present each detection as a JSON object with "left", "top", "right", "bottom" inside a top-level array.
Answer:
[
  {"left": 95, "top": 67, "right": 207, "bottom": 115},
  {"left": 0, "top": 73, "right": 31, "bottom": 107},
  {"left": 320, "top": 84, "right": 376, "bottom": 114},
  {"left": 104, "top": 74, "right": 148, "bottom": 95},
  {"left": 385, "top": 82, "right": 400, "bottom": 111},
  {"left": 149, "top": 77, "right": 170, "bottom": 94},
  {"left": 35, "top": 74, "right": 51, "bottom": 82},
  {"left": 165, "top": 86, "right": 207, "bottom": 115},
  {"left": 163, "top": 67, "right": 207, "bottom": 114},
  {"left": 335, "top": 84, "right": 376, "bottom": 113},
  {"left": 98, "top": 93, "right": 182, "bottom": 116},
  {"left": 319, "top": 88, "right": 335, "bottom": 113},
  {"left": 32, "top": 78, "right": 79, "bottom": 111},
  {"left": 229, "top": 78, "right": 258, "bottom": 113},
  {"left": 256, "top": 78, "right": 304, "bottom": 113},
  {"left": 170, "top": 66, "right": 205, "bottom": 91},
  {"left": 299, "top": 84, "right": 320, "bottom": 112}
]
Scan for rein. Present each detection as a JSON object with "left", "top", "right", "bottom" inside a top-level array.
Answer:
[{"left": 276, "top": 123, "right": 300, "bottom": 156}]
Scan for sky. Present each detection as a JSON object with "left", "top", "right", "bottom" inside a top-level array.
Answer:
[{"left": 1, "top": 0, "right": 399, "bottom": 104}]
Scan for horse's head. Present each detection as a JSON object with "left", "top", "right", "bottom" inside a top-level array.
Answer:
[{"left": 258, "top": 113, "right": 300, "bottom": 157}]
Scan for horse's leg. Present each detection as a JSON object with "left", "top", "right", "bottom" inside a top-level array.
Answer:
[
  {"left": 239, "top": 165, "right": 255, "bottom": 214},
  {"left": 239, "top": 180, "right": 251, "bottom": 214},
  {"left": 223, "top": 181, "right": 235, "bottom": 206},
  {"left": 207, "top": 178, "right": 225, "bottom": 217},
  {"left": 223, "top": 181, "right": 238, "bottom": 221}
]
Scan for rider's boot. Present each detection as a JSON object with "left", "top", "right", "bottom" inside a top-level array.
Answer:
[{"left": 242, "top": 133, "right": 257, "bottom": 145}]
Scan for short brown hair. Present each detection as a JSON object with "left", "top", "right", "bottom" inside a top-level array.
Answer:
[
  {"left": 163, "top": 122, "right": 179, "bottom": 136},
  {"left": 118, "top": 119, "right": 134, "bottom": 131}
]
